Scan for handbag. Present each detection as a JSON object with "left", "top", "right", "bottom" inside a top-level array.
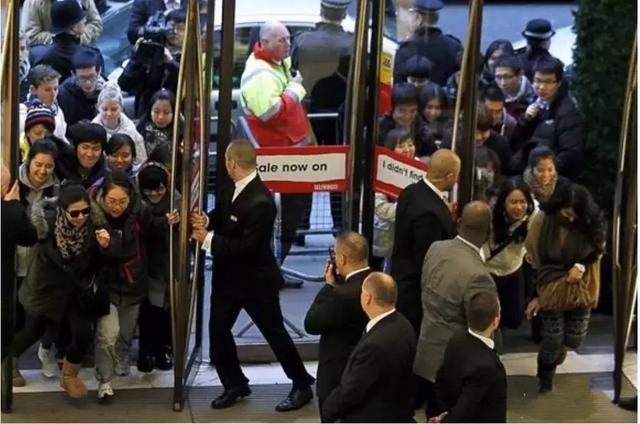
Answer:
[
  {"left": 537, "top": 261, "right": 600, "bottom": 311},
  {"left": 79, "top": 274, "right": 111, "bottom": 319}
]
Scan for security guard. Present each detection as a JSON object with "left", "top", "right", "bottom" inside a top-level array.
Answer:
[
  {"left": 393, "top": 0, "right": 462, "bottom": 86},
  {"left": 290, "top": 0, "right": 353, "bottom": 234},
  {"left": 514, "top": 18, "right": 556, "bottom": 80},
  {"left": 291, "top": 0, "right": 353, "bottom": 146}
]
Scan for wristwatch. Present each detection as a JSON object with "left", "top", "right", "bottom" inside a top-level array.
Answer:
[{"left": 574, "top": 263, "right": 586, "bottom": 273}]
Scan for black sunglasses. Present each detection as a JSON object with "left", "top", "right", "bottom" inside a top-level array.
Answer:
[{"left": 66, "top": 207, "right": 91, "bottom": 218}]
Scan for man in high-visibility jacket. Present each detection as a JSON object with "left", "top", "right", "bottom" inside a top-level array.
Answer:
[
  {"left": 240, "top": 21, "right": 311, "bottom": 147},
  {"left": 240, "top": 21, "right": 312, "bottom": 278}
]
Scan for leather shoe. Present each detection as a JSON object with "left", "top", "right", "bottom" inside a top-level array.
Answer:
[
  {"left": 210, "top": 385, "right": 251, "bottom": 409},
  {"left": 275, "top": 386, "right": 313, "bottom": 412},
  {"left": 617, "top": 396, "right": 637, "bottom": 411},
  {"left": 136, "top": 353, "right": 155, "bottom": 374},
  {"left": 155, "top": 346, "right": 173, "bottom": 371}
]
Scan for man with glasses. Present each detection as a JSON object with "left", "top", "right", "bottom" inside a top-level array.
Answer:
[
  {"left": 493, "top": 55, "right": 535, "bottom": 122},
  {"left": 517, "top": 57, "right": 583, "bottom": 179},
  {"left": 58, "top": 48, "right": 105, "bottom": 126}
]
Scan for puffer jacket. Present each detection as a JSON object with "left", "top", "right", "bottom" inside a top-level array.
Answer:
[
  {"left": 19, "top": 198, "right": 99, "bottom": 321},
  {"left": 372, "top": 192, "right": 397, "bottom": 258},
  {"left": 20, "top": 0, "right": 102, "bottom": 46},
  {"left": 15, "top": 162, "right": 60, "bottom": 277}
]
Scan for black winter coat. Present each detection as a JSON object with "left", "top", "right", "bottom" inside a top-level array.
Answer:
[
  {"left": 517, "top": 84, "right": 584, "bottom": 179},
  {"left": 55, "top": 144, "right": 109, "bottom": 190},
  {"left": 30, "top": 34, "right": 104, "bottom": 83},
  {"left": 90, "top": 186, "right": 160, "bottom": 302},
  {"left": 57, "top": 77, "right": 102, "bottom": 126},
  {"left": 18, "top": 200, "right": 99, "bottom": 322},
  {"left": 378, "top": 115, "right": 436, "bottom": 157}
]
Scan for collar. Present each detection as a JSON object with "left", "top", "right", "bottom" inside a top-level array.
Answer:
[
  {"left": 422, "top": 176, "right": 448, "bottom": 205},
  {"left": 505, "top": 76, "right": 528, "bottom": 103},
  {"left": 345, "top": 266, "right": 370, "bottom": 281},
  {"left": 253, "top": 42, "right": 281, "bottom": 65},
  {"left": 163, "top": 0, "right": 180, "bottom": 10},
  {"left": 468, "top": 328, "right": 495, "bottom": 350},
  {"left": 366, "top": 309, "right": 395, "bottom": 333},
  {"left": 233, "top": 170, "right": 257, "bottom": 199},
  {"left": 456, "top": 235, "right": 485, "bottom": 262}
]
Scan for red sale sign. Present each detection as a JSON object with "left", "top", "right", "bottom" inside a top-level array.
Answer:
[
  {"left": 373, "top": 146, "right": 428, "bottom": 199},
  {"left": 255, "top": 145, "right": 350, "bottom": 193}
]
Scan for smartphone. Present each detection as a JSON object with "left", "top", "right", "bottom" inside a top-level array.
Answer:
[{"left": 328, "top": 247, "right": 340, "bottom": 282}]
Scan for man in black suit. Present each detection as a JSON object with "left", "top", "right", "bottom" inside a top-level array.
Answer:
[
  {"left": 434, "top": 291, "right": 507, "bottom": 423},
  {"left": 390, "top": 148, "right": 460, "bottom": 336},
  {"left": 322, "top": 272, "right": 417, "bottom": 423},
  {"left": 304, "top": 231, "right": 372, "bottom": 420},
  {"left": 191, "top": 140, "right": 315, "bottom": 411}
]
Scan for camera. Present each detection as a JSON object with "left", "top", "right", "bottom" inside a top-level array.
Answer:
[{"left": 134, "top": 11, "right": 175, "bottom": 66}]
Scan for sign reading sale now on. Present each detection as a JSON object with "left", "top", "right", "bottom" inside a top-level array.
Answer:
[
  {"left": 373, "top": 146, "right": 428, "bottom": 199},
  {"left": 255, "top": 145, "right": 350, "bottom": 193}
]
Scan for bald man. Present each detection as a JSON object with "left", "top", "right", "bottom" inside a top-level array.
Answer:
[
  {"left": 413, "top": 201, "right": 497, "bottom": 418},
  {"left": 391, "top": 148, "right": 461, "bottom": 335},
  {"left": 190, "top": 140, "right": 315, "bottom": 411},
  {"left": 322, "top": 272, "right": 416, "bottom": 422},
  {"left": 1, "top": 164, "right": 37, "bottom": 362}
]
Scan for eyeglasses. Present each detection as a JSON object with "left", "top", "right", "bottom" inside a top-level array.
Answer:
[
  {"left": 105, "top": 197, "right": 129, "bottom": 208},
  {"left": 533, "top": 78, "right": 558, "bottom": 86},
  {"left": 494, "top": 73, "right": 516, "bottom": 81},
  {"left": 77, "top": 75, "right": 97, "bottom": 83},
  {"left": 66, "top": 207, "right": 91, "bottom": 218},
  {"left": 142, "top": 186, "right": 167, "bottom": 196}
]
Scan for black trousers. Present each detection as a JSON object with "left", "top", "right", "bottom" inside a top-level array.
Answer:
[
  {"left": 209, "top": 288, "right": 314, "bottom": 390},
  {"left": 280, "top": 193, "right": 313, "bottom": 262},
  {"left": 138, "top": 299, "right": 172, "bottom": 355},
  {"left": 493, "top": 269, "right": 525, "bottom": 329},
  {"left": 12, "top": 304, "right": 92, "bottom": 364}
]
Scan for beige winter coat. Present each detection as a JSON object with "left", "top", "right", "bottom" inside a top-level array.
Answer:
[{"left": 21, "top": 0, "right": 103, "bottom": 46}]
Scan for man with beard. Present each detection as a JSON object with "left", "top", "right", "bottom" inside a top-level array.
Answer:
[{"left": 58, "top": 48, "right": 105, "bottom": 126}]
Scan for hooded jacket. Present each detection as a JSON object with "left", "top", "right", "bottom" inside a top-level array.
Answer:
[
  {"left": 57, "top": 76, "right": 105, "bottom": 126},
  {"left": 16, "top": 162, "right": 60, "bottom": 277}
]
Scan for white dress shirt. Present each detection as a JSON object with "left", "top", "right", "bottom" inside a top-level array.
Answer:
[
  {"left": 344, "top": 266, "right": 370, "bottom": 281},
  {"left": 468, "top": 328, "right": 495, "bottom": 350},
  {"left": 422, "top": 176, "right": 449, "bottom": 207},
  {"left": 365, "top": 308, "right": 395, "bottom": 333},
  {"left": 456, "top": 235, "right": 486, "bottom": 262},
  {"left": 201, "top": 171, "right": 258, "bottom": 254}
]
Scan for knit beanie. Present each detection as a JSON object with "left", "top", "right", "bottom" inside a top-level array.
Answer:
[
  {"left": 24, "top": 101, "right": 56, "bottom": 134},
  {"left": 138, "top": 162, "right": 169, "bottom": 191}
]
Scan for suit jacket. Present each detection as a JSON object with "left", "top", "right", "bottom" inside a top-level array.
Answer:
[
  {"left": 390, "top": 179, "right": 455, "bottom": 331},
  {"left": 304, "top": 268, "right": 372, "bottom": 404},
  {"left": 436, "top": 330, "right": 507, "bottom": 423},
  {"left": 207, "top": 175, "right": 283, "bottom": 296},
  {"left": 414, "top": 238, "right": 496, "bottom": 382},
  {"left": 322, "top": 312, "right": 417, "bottom": 423}
]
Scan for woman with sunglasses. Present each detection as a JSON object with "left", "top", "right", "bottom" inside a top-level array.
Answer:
[
  {"left": 90, "top": 170, "right": 172, "bottom": 402},
  {"left": 11, "top": 183, "right": 110, "bottom": 398}
]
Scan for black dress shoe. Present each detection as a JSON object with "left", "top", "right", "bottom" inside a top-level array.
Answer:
[
  {"left": 617, "top": 396, "right": 637, "bottom": 411},
  {"left": 275, "top": 386, "right": 313, "bottom": 412},
  {"left": 210, "top": 385, "right": 251, "bottom": 409},
  {"left": 136, "top": 353, "right": 155, "bottom": 373},
  {"left": 155, "top": 346, "right": 173, "bottom": 371}
]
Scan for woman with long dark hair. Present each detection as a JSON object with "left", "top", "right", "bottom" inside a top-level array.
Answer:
[
  {"left": 524, "top": 183, "right": 606, "bottom": 393},
  {"left": 482, "top": 178, "right": 535, "bottom": 329},
  {"left": 11, "top": 184, "right": 109, "bottom": 397},
  {"left": 523, "top": 145, "right": 571, "bottom": 205}
]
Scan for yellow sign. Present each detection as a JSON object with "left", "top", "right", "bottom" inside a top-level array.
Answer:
[{"left": 380, "top": 51, "right": 392, "bottom": 85}]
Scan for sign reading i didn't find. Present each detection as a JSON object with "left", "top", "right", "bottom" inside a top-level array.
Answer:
[
  {"left": 373, "top": 146, "right": 428, "bottom": 199},
  {"left": 255, "top": 145, "right": 350, "bottom": 193}
]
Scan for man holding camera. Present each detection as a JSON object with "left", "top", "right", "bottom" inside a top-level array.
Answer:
[
  {"left": 127, "top": 0, "right": 183, "bottom": 45},
  {"left": 304, "top": 231, "right": 371, "bottom": 421},
  {"left": 119, "top": 9, "right": 185, "bottom": 117}
]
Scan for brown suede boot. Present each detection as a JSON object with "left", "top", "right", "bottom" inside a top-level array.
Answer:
[
  {"left": 61, "top": 359, "right": 87, "bottom": 398},
  {"left": 12, "top": 359, "right": 26, "bottom": 388}
]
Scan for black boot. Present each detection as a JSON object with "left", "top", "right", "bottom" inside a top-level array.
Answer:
[
  {"left": 537, "top": 359, "right": 556, "bottom": 393},
  {"left": 155, "top": 345, "right": 173, "bottom": 371},
  {"left": 137, "top": 349, "right": 155, "bottom": 373}
]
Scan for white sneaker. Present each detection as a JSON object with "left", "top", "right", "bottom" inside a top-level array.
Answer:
[
  {"left": 37, "top": 344, "right": 58, "bottom": 378},
  {"left": 97, "top": 381, "right": 114, "bottom": 401}
]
